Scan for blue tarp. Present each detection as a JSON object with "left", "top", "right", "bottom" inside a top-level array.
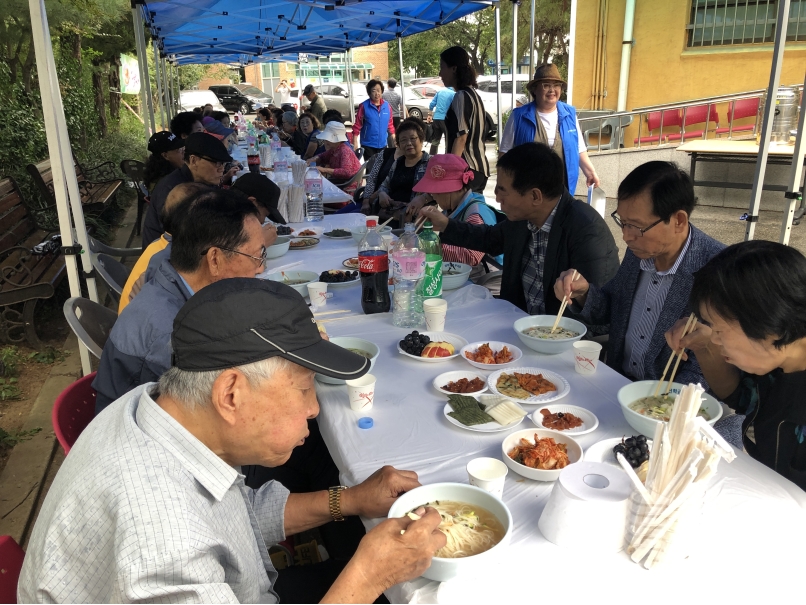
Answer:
[{"left": 139, "top": 0, "right": 494, "bottom": 64}]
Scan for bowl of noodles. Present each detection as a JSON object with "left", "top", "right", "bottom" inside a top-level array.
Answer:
[
  {"left": 513, "top": 315, "right": 587, "bottom": 355},
  {"left": 387, "top": 483, "right": 513, "bottom": 582},
  {"left": 316, "top": 337, "right": 379, "bottom": 385},
  {"left": 617, "top": 380, "right": 723, "bottom": 437}
]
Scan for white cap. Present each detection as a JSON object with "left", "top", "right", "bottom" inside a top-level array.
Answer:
[{"left": 317, "top": 121, "right": 348, "bottom": 143}]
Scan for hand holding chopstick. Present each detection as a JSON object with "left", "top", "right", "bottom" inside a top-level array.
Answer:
[
  {"left": 654, "top": 313, "right": 697, "bottom": 397},
  {"left": 551, "top": 270, "right": 578, "bottom": 333}
]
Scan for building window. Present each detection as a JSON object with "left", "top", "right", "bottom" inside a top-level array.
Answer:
[{"left": 686, "top": 0, "right": 806, "bottom": 47}]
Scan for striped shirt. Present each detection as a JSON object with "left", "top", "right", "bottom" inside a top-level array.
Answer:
[
  {"left": 521, "top": 205, "right": 559, "bottom": 314},
  {"left": 622, "top": 229, "right": 692, "bottom": 379},
  {"left": 19, "top": 383, "right": 288, "bottom": 603},
  {"left": 445, "top": 88, "right": 490, "bottom": 176}
]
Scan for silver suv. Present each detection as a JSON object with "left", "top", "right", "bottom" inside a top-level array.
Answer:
[{"left": 300, "top": 83, "right": 369, "bottom": 121}]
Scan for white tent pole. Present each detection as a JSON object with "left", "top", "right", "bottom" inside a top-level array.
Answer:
[
  {"left": 567, "top": 0, "right": 578, "bottom": 105},
  {"left": 397, "top": 36, "right": 406, "bottom": 115},
  {"left": 162, "top": 56, "right": 172, "bottom": 119},
  {"left": 169, "top": 60, "right": 177, "bottom": 117},
  {"left": 529, "top": 0, "right": 535, "bottom": 79},
  {"left": 134, "top": 20, "right": 156, "bottom": 133},
  {"left": 511, "top": 0, "right": 518, "bottom": 113},
  {"left": 745, "top": 0, "right": 790, "bottom": 241},
  {"left": 346, "top": 48, "right": 356, "bottom": 124},
  {"left": 152, "top": 40, "right": 166, "bottom": 130},
  {"left": 28, "top": 0, "right": 94, "bottom": 374},
  {"left": 318, "top": 56, "right": 323, "bottom": 88},
  {"left": 131, "top": 6, "right": 152, "bottom": 140},
  {"left": 779, "top": 70, "right": 806, "bottom": 245},
  {"left": 495, "top": 3, "right": 502, "bottom": 133}
]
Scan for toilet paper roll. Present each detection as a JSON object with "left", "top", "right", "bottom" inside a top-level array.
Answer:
[{"left": 538, "top": 461, "right": 632, "bottom": 553}]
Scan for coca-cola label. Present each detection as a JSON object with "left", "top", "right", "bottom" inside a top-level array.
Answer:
[
  {"left": 247, "top": 155, "right": 260, "bottom": 165},
  {"left": 359, "top": 253, "right": 389, "bottom": 273}
]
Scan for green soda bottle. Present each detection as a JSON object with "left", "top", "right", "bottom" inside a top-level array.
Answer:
[{"left": 418, "top": 221, "right": 443, "bottom": 299}]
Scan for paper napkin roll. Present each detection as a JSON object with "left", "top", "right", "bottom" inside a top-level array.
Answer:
[{"left": 538, "top": 461, "right": 632, "bottom": 552}]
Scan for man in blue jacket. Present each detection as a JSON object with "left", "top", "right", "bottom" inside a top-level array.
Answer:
[{"left": 554, "top": 161, "right": 725, "bottom": 386}]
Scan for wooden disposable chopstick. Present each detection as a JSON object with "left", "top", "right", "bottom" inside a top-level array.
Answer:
[
  {"left": 654, "top": 313, "right": 697, "bottom": 397},
  {"left": 312, "top": 309, "right": 350, "bottom": 317},
  {"left": 316, "top": 315, "right": 360, "bottom": 324},
  {"left": 377, "top": 216, "right": 394, "bottom": 229},
  {"left": 551, "top": 270, "right": 578, "bottom": 333},
  {"left": 414, "top": 215, "right": 428, "bottom": 234},
  {"left": 663, "top": 318, "right": 697, "bottom": 395}
]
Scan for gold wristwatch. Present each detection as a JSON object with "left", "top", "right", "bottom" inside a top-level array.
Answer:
[{"left": 328, "top": 485, "right": 347, "bottom": 522}]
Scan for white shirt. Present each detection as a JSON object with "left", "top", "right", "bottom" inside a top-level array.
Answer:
[
  {"left": 499, "top": 106, "right": 587, "bottom": 155},
  {"left": 276, "top": 85, "right": 290, "bottom": 105},
  {"left": 19, "top": 384, "right": 289, "bottom": 604}
]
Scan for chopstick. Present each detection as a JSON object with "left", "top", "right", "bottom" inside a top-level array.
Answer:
[
  {"left": 663, "top": 318, "right": 697, "bottom": 395},
  {"left": 654, "top": 313, "right": 697, "bottom": 397},
  {"left": 551, "top": 270, "right": 578, "bottom": 333},
  {"left": 377, "top": 216, "right": 394, "bottom": 230},
  {"left": 414, "top": 215, "right": 428, "bottom": 234},
  {"left": 316, "top": 315, "right": 361, "bottom": 324},
  {"left": 312, "top": 309, "right": 350, "bottom": 317},
  {"left": 271, "top": 260, "right": 303, "bottom": 273}
]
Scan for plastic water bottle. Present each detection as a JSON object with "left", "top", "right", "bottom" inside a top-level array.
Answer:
[
  {"left": 391, "top": 223, "right": 425, "bottom": 328},
  {"left": 270, "top": 133, "right": 282, "bottom": 166},
  {"left": 359, "top": 220, "right": 391, "bottom": 314},
  {"left": 419, "top": 221, "right": 443, "bottom": 299},
  {"left": 304, "top": 163, "right": 324, "bottom": 222}
]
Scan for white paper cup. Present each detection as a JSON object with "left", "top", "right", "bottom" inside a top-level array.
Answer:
[
  {"left": 573, "top": 341, "right": 603, "bottom": 375},
  {"left": 466, "top": 457, "right": 508, "bottom": 499},
  {"left": 346, "top": 374, "right": 376, "bottom": 411},
  {"left": 423, "top": 298, "right": 447, "bottom": 331},
  {"left": 307, "top": 282, "right": 329, "bottom": 309},
  {"left": 365, "top": 215, "right": 380, "bottom": 225}
]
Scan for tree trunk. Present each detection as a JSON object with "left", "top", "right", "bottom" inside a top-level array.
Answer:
[
  {"left": 108, "top": 57, "right": 121, "bottom": 121},
  {"left": 92, "top": 61, "right": 108, "bottom": 137},
  {"left": 21, "top": 39, "right": 35, "bottom": 94}
]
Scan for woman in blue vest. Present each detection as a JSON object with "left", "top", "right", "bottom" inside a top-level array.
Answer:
[
  {"left": 499, "top": 64, "right": 599, "bottom": 194},
  {"left": 352, "top": 79, "right": 395, "bottom": 161}
]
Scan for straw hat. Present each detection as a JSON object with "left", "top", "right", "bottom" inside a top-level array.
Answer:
[
  {"left": 529, "top": 63, "right": 566, "bottom": 85},
  {"left": 317, "top": 121, "right": 348, "bottom": 143}
]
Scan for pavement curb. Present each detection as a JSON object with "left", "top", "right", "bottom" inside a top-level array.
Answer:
[{"left": 0, "top": 333, "right": 81, "bottom": 543}]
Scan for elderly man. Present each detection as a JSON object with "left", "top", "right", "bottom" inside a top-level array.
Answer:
[
  {"left": 94, "top": 189, "right": 265, "bottom": 413},
  {"left": 20, "top": 278, "right": 445, "bottom": 603},
  {"left": 302, "top": 84, "right": 327, "bottom": 123},
  {"left": 420, "top": 142, "right": 619, "bottom": 316},
  {"left": 141, "top": 132, "right": 231, "bottom": 250},
  {"left": 278, "top": 111, "right": 307, "bottom": 156},
  {"left": 554, "top": 161, "right": 724, "bottom": 385}
]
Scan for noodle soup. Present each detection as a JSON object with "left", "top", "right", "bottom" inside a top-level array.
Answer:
[
  {"left": 413, "top": 501, "right": 506, "bottom": 559},
  {"left": 629, "top": 395, "right": 712, "bottom": 422},
  {"left": 523, "top": 326, "right": 579, "bottom": 340}
]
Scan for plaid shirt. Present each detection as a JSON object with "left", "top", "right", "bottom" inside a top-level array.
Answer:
[{"left": 521, "top": 205, "right": 558, "bottom": 314}]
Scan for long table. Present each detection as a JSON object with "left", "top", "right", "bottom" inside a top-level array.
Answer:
[{"left": 266, "top": 216, "right": 806, "bottom": 602}]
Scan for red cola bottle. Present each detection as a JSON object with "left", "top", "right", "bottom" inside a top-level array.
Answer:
[{"left": 359, "top": 219, "right": 391, "bottom": 314}]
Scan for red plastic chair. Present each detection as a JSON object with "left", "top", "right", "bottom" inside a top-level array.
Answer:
[
  {"left": 666, "top": 104, "right": 719, "bottom": 141},
  {"left": 634, "top": 110, "right": 682, "bottom": 145},
  {"left": 0, "top": 535, "right": 25, "bottom": 604},
  {"left": 715, "top": 97, "right": 760, "bottom": 136},
  {"left": 52, "top": 372, "right": 97, "bottom": 455}
]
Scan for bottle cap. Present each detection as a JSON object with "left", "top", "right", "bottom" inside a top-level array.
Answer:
[
  {"left": 358, "top": 417, "right": 374, "bottom": 429},
  {"left": 424, "top": 221, "right": 433, "bottom": 228},
  {"left": 367, "top": 220, "right": 377, "bottom": 227}
]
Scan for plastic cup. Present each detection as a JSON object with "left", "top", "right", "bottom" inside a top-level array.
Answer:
[
  {"left": 467, "top": 457, "right": 508, "bottom": 499},
  {"left": 573, "top": 341, "right": 603, "bottom": 375},
  {"left": 307, "top": 282, "right": 329, "bottom": 309},
  {"left": 366, "top": 215, "right": 380, "bottom": 225},
  {"left": 423, "top": 298, "right": 448, "bottom": 331},
  {"left": 346, "top": 374, "right": 376, "bottom": 411}
]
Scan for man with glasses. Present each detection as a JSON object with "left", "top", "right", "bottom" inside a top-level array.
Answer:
[
  {"left": 499, "top": 63, "right": 599, "bottom": 195},
  {"left": 141, "top": 132, "right": 232, "bottom": 250},
  {"left": 553, "top": 161, "right": 724, "bottom": 385},
  {"left": 94, "top": 189, "right": 266, "bottom": 414}
]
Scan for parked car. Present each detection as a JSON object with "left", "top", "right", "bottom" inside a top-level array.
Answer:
[
  {"left": 402, "top": 85, "right": 442, "bottom": 120},
  {"left": 178, "top": 89, "right": 226, "bottom": 113},
  {"left": 476, "top": 75, "right": 530, "bottom": 114},
  {"left": 299, "top": 82, "right": 368, "bottom": 121},
  {"left": 409, "top": 76, "right": 443, "bottom": 86},
  {"left": 234, "top": 83, "right": 273, "bottom": 109},
  {"left": 208, "top": 84, "right": 265, "bottom": 114}
]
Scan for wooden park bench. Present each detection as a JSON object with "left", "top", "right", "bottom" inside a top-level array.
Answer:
[
  {"left": 0, "top": 176, "right": 68, "bottom": 347},
  {"left": 26, "top": 155, "right": 123, "bottom": 219}
]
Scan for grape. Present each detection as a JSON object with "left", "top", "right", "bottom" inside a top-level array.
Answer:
[
  {"left": 636, "top": 435, "right": 647, "bottom": 444},
  {"left": 399, "top": 340, "right": 406, "bottom": 349},
  {"left": 624, "top": 437, "right": 636, "bottom": 448}
]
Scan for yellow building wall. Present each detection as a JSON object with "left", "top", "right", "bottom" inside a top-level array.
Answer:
[{"left": 573, "top": 0, "right": 806, "bottom": 113}]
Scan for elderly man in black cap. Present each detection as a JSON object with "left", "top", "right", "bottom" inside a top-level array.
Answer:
[
  {"left": 141, "top": 132, "right": 233, "bottom": 250},
  {"left": 21, "top": 278, "right": 445, "bottom": 604},
  {"left": 302, "top": 84, "right": 327, "bottom": 124}
]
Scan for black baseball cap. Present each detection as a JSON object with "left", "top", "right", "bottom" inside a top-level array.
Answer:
[
  {"left": 148, "top": 130, "right": 185, "bottom": 154},
  {"left": 302, "top": 84, "right": 315, "bottom": 95},
  {"left": 183, "top": 132, "right": 233, "bottom": 163},
  {"left": 231, "top": 173, "right": 286, "bottom": 225},
  {"left": 171, "top": 278, "right": 370, "bottom": 379}
]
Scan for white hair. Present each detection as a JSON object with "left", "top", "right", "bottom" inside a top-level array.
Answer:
[
  {"left": 282, "top": 111, "right": 298, "bottom": 127},
  {"left": 158, "top": 356, "right": 292, "bottom": 411}
]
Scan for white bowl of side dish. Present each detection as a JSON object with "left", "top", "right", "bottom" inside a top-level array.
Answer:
[
  {"left": 266, "top": 271, "right": 318, "bottom": 296},
  {"left": 501, "top": 428, "right": 583, "bottom": 482},
  {"left": 460, "top": 341, "right": 523, "bottom": 370},
  {"left": 513, "top": 315, "right": 587, "bottom": 355},
  {"left": 617, "top": 380, "right": 723, "bottom": 438},
  {"left": 387, "top": 483, "right": 513, "bottom": 582},
  {"left": 442, "top": 262, "right": 472, "bottom": 290},
  {"left": 265, "top": 235, "right": 291, "bottom": 259},
  {"left": 316, "top": 337, "right": 379, "bottom": 385}
]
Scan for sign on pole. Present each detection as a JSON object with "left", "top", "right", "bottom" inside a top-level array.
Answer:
[{"left": 119, "top": 54, "right": 141, "bottom": 94}]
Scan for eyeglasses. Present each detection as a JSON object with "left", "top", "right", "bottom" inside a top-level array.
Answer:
[
  {"left": 398, "top": 137, "right": 420, "bottom": 145},
  {"left": 540, "top": 82, "right": 563, "bottom": 91},
  {"left": 201, "top": 245, "right": 268, "bottom": 266},
  {"left": 610, "top": 210, "right": 664, "bottom": 236},
  {"left": 196, "top": 155, "right": 226, "bottom": 168}
]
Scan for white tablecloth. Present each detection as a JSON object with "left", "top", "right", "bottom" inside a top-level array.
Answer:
[{"left": 269, "top": 217, "right": 806, "bottom": 602}]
